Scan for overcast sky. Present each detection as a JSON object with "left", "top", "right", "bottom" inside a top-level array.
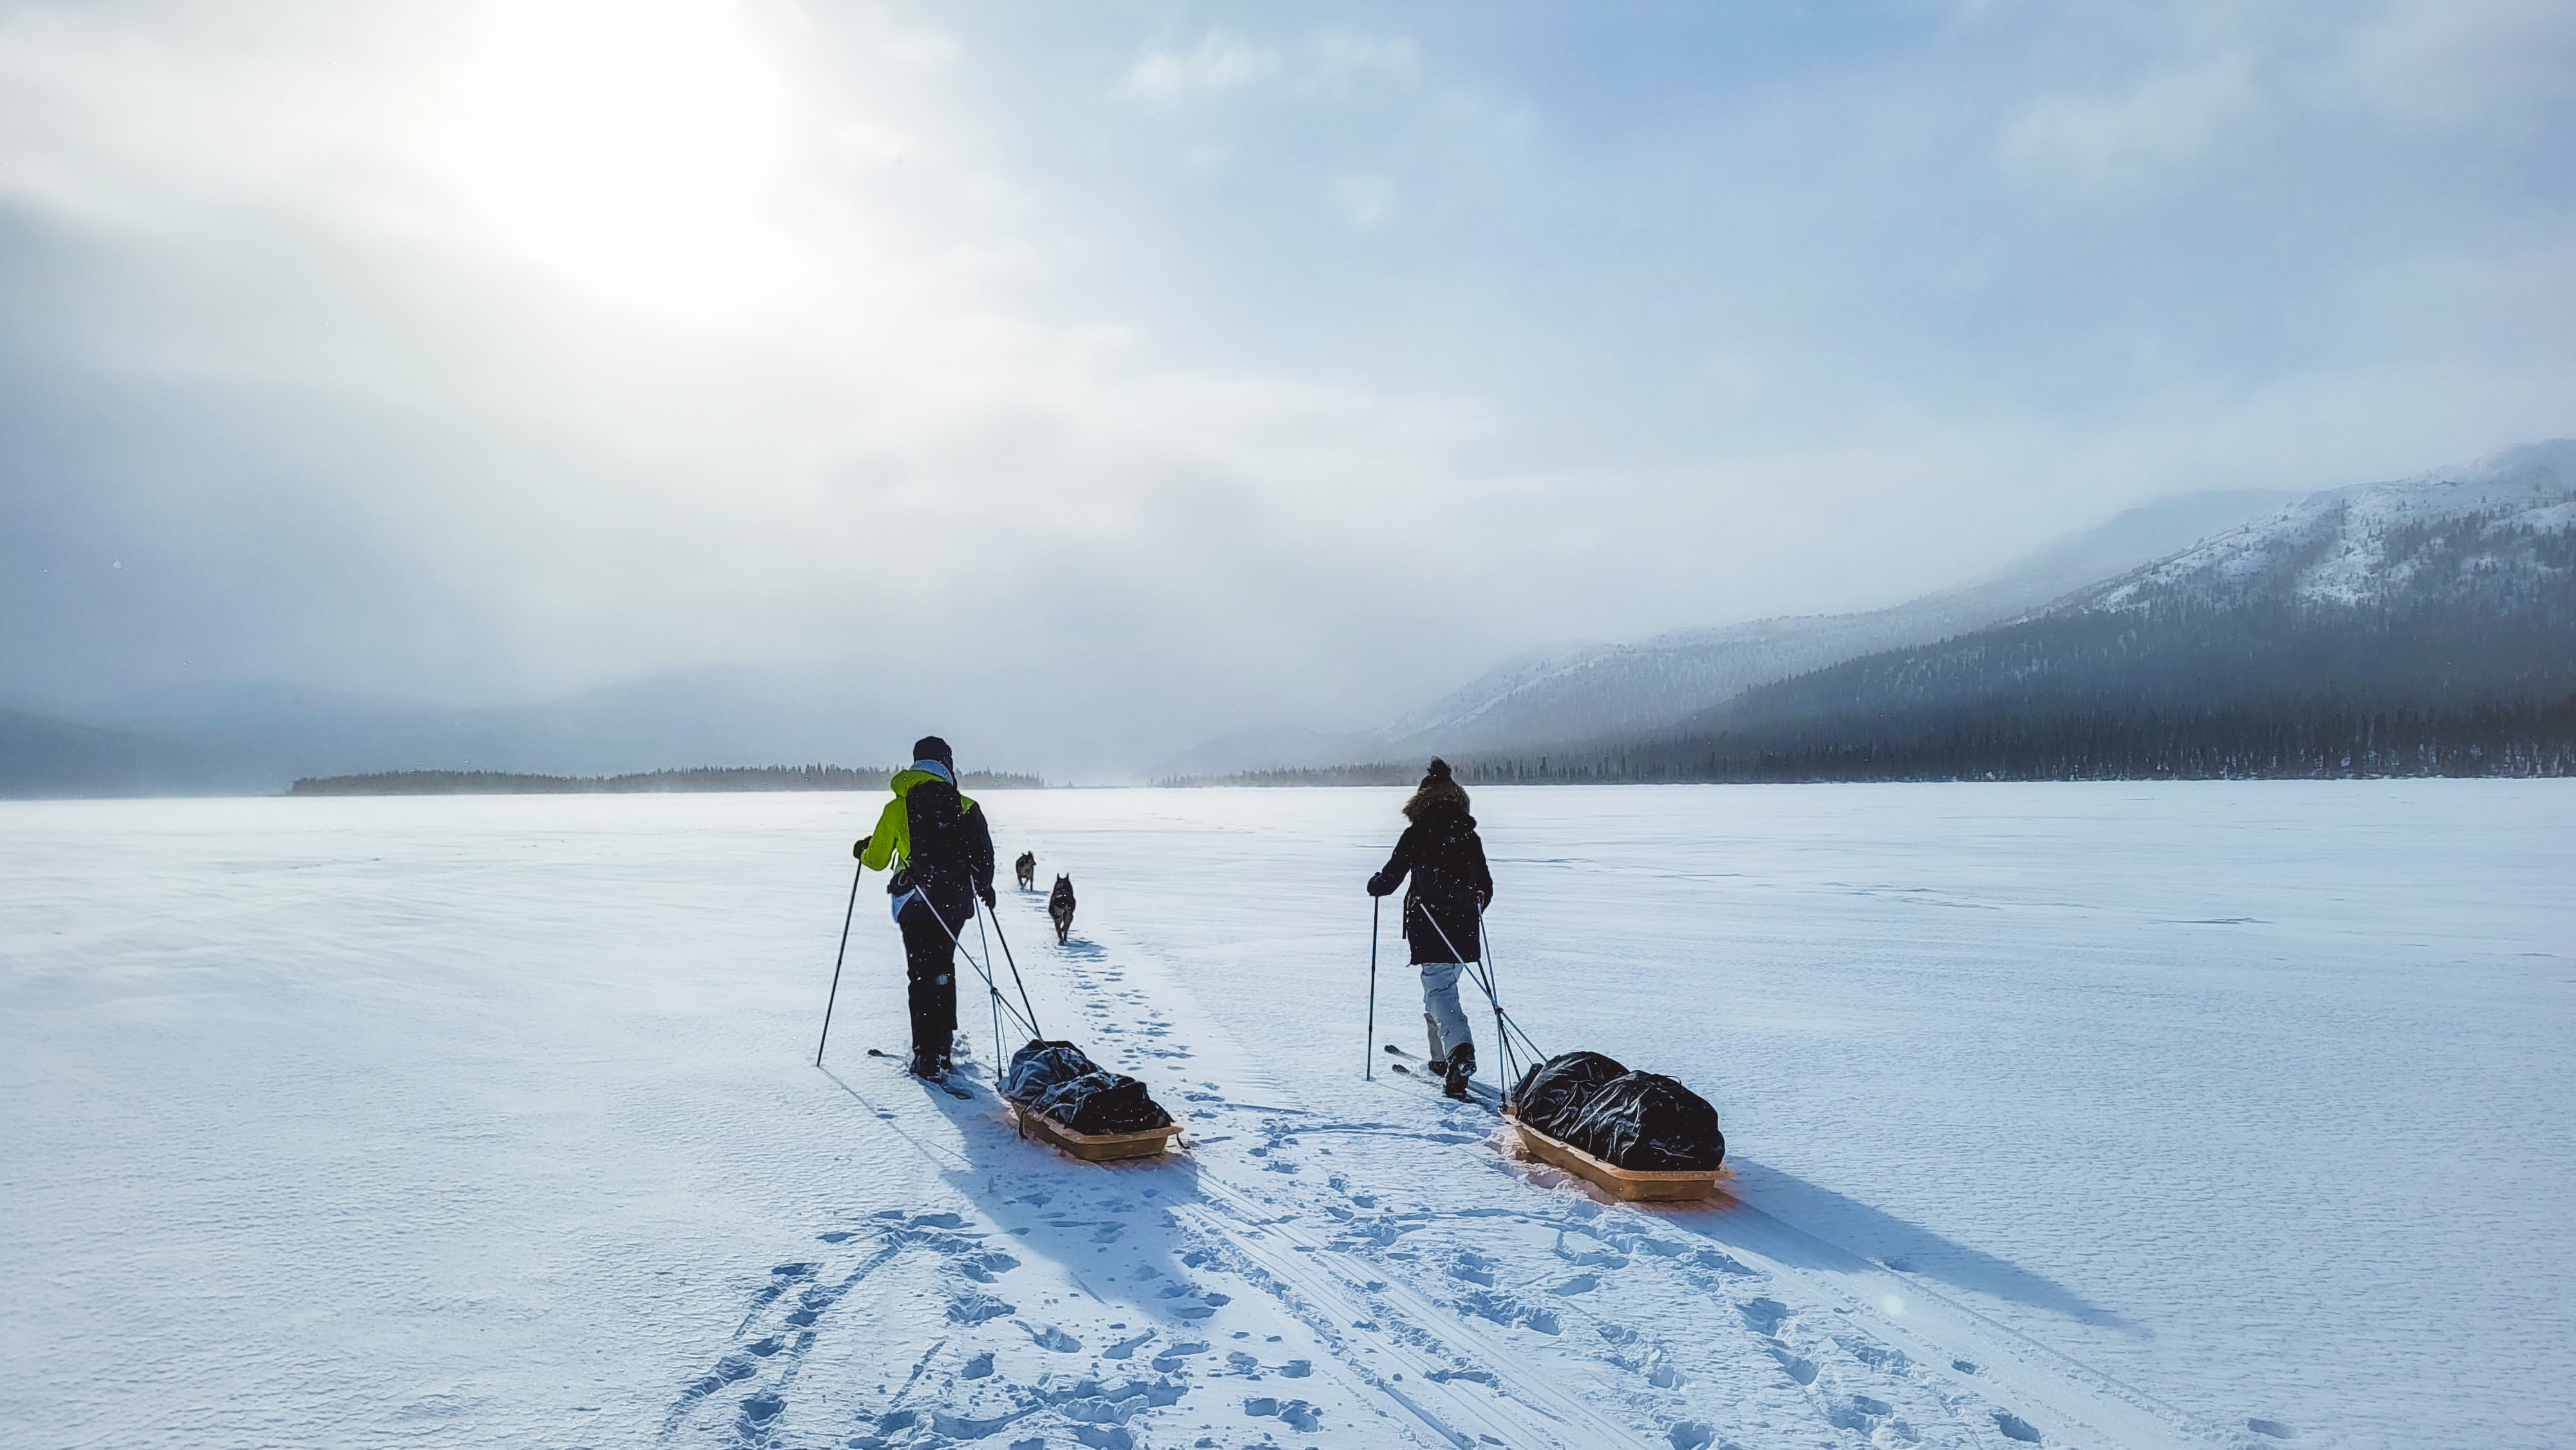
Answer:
[{"left": 4, "top": 0, "right": 2571, "bottom": 766}]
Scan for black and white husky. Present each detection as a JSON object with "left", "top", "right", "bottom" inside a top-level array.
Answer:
[
  {"left": 1047, "top": 874, "right": 1075, "bottom": 945},
  {"left": 1014, "top": 851, "right": 1036, "bottom": 892}
]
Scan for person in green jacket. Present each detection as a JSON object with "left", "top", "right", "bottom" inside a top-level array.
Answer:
[{"left": 853, "top": 736, "right": 996, "bottom": 1077}]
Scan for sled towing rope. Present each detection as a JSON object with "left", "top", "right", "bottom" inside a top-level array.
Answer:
[
  {"left": 928, "top": 891, "right": 1184, "bottom": 1163},
  {"left": 1394, "top": 903, "right": 1728, "bottom": 1203}
]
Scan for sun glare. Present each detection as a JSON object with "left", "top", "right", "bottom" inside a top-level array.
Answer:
[{"left": 472, "top": 0, "right": 786, "bottom": 309}]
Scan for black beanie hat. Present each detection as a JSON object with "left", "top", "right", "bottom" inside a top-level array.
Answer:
[
  {"left": 912, "top": 735, "right": 954, "bottom": 769},
  {"left": 1422, "top": 757, "right": 1452, "bottom": 784}
]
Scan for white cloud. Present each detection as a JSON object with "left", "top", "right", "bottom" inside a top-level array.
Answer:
[
  {"left": 2322, "top": 0, "right": 2576, "bottom": 124},
  {"left": 1331, "top": 173, "right": 1396, "bottom": 230},
  {"left": 1305, "top": 30, "right": 1419, "bottom": 93},
  {"left": 2003, "top": 53, "right": 2259, "bottom": 194},
  {"left": 1120, "top": 30, "right": 1279, "bottom": 100}
]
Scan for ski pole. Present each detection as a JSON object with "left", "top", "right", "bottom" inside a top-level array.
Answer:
[
  {"left": 1365, "top": 895, "right": 1379, "bottom": 1080},
  {"left": 981, "top": 901, "right": 1044, "bottom": 1042},
  {"left": 815, "top": 858, "right": 864, "bottom": 1067}
]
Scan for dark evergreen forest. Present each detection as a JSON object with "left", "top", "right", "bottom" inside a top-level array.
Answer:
[{"left": 1182, "top": 558, "right": 2576, "bottom": 784}]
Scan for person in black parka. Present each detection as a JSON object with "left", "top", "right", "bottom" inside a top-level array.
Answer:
[{"left": 1367, "top": 758, "right": 1494, "bottom": 1099}]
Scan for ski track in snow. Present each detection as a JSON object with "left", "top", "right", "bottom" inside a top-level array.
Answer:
[
  {"left": 650, "top": 887, "right": 2224, "bottom": 1450},
  {"left": 654, "top": 896, "right": 2205, "bottom": 1450},
  {"left": 5, "top": 785, "right": 2570, "bottom": 1450}
]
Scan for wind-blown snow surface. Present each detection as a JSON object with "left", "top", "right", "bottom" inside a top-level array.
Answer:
[{"left": 3, "top": 784, "right": 2569, "bottom": 1450}]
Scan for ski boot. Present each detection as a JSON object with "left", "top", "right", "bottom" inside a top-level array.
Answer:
[{"left": 1441, "top": 1044, "right": 1475, "bottom": 1100}]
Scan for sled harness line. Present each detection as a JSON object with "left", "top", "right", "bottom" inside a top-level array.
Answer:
[
  {"left": 914, "top": 894, "right": 1042, "bottom": 1086},
  {"left": 1416, "top": 906, "right": 1548, "bottom": 1095}
]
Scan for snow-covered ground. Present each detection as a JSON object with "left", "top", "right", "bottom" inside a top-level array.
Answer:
[{"left": 3, "top": 783, "right": 2569, "bottom": 1450}]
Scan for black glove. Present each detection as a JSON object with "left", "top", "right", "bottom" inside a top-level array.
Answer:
[
  {"left": 1366, "top": 872, "right": 1396, "bottom": 897},
  {"left": 853, "top": 836, "right": 871, "bottom": 860},
  {"left": 978, "top": 883, "right": 997, "bottom": 909}
]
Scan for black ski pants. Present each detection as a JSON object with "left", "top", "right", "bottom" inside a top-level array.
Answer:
[{"left": 898, "top": 899, "right": 959, "bottom": 1062}]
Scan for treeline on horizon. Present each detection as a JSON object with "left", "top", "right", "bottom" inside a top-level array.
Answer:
[
  {"left": 1170, "top": 695, "right": 2576, "bottom": 786},
  {"left": 1179, "top": 579, "right": 2576, "bottom": 787},
  {"left": 288, "top": 764, "right": 1048, "bottom": 796}
]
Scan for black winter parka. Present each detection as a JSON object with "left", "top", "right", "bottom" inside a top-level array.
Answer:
[{"left": 1368, "top": 800, "right": 1493, "bottom": 965}]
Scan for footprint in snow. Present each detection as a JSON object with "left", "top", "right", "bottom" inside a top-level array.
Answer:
[
  {"left": 2248, "top": 1418, "right": 2299, "bottom": 1439},
  {"left": 1242, "top": 1396, "right": 1322, "bottom": 1431},
  {"left": 1828, "top": 1393, "right": 1897, "bottom": 1434},
  {"left": 949, "top": 1292, "right": 1014, "bottom": 1325},
  {"left": 956, "top": 1250, "right": 1021, "bottom": 1283},
  {"left": 1993, "top": 1410, "right": 2043, "bottom": 1442},
  {"left": 1768, "top": 1345, "right": 1818, "bottom": 1386},
  {"left": 1018, "top": 1321, "right": 1082, "bottom": 1353},
  {"left": 1832, "top": 1335, "right": 1908, "bottom": 1372}
]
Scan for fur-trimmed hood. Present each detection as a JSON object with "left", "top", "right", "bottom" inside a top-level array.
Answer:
[{"left": 1403, "top": 775, "right": 1472, "bottom": 824}]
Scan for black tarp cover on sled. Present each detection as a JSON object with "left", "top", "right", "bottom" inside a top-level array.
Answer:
[
  {"left": 1511, "top": 1052, "right": 1725, "bottom": 1172},
  {"left": 1510, "top": 1051, "right": 1629, "bottom": 1130},
  {"left": 1002, "top": 1040, "right": 1174, "bottom": 1136}
]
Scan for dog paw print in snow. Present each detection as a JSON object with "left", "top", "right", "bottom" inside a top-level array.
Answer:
[{"left": 1243, "top": 1395, "right": 1322, "bottom": 1431}]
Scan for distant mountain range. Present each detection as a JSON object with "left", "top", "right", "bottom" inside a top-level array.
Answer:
[
  {"left": 1474, "top": 440, "right": 2576, "bottom": 780},
  {"left": 0, "top": 669, "right": 909, "bottom": 798},
  {"left": 9, "top": 444, "right": 2570, "bottom": 795},
  {"left": 1157, "top": 486, "right": 2303, "bottom": 776}
]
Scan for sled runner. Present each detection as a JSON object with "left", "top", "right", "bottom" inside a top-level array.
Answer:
[
  {"left": 1504, "top": 1113, "right": 1726, "bottom": 1202},
  {"left": 1504, "top": 1051, "right": 1727, "bottom": 1201},
  {"left": 1007, "top": 1102, "right": 1183, "bottom": 1162}
]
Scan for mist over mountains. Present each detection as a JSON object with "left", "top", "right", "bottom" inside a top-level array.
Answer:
[
  {"left": 1159, "top": 487, "right": 2302, "bottom": 776},
  {"left": 6, "top": 444, "right": 2570, "bottom": 795},
  {"left": 1463, "top": 440, "right": 2576, "bottom": 781}
]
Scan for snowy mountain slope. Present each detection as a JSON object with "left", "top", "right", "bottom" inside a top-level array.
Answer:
[
  {"left": 1520, "top": 444, "right": 2576, "bottom": 777},
  {"left": 2074, "top": 440, "right": 2576, "bottom": 616},
  {"left": 1357, "top": 491, "right": 2302, "bottom": 762}
]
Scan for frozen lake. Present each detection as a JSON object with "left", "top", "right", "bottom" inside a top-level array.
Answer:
[{"left": 3, "top": 782, "right": 2569, "bottom": 1450}]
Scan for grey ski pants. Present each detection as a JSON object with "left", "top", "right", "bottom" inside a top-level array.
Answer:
[{"left": 1419, "top": 961, "right": 1474, "bottom": 1061}]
